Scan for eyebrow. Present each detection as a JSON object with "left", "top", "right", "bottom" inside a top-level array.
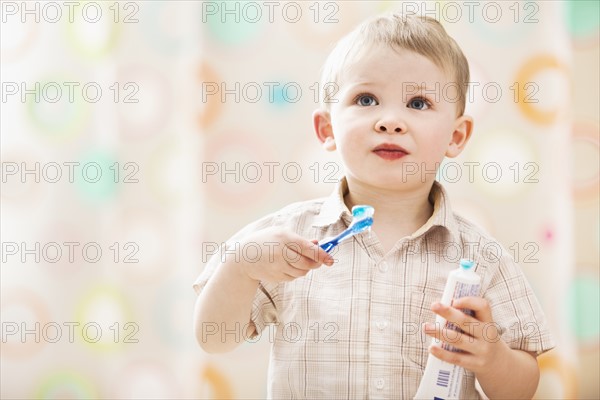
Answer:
[
  {"left": 343, "top": 81, "right": 438, "bottom": 98},
  {"left": 346, "top": 81, "right": 376, "bottom": 88}
]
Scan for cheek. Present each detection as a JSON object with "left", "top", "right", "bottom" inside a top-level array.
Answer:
[
  {"left": 417, "top": 132, "right": 453, "bottom": 159},
  {"left": 420, "top": 121, "right": 455, "bottom": 142},
  {"left": 332, "top": 117, "right": 363, "bottom": 140}
]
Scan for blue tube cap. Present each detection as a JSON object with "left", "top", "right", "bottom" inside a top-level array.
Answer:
[{"left": 460, "top": 259, "right": 475, "bottom": 270}]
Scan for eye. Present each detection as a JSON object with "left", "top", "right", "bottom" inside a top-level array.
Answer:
[
  {"left": 355, "top": 94, "right": 379, "bottom": 107},
  {"left": 407, "top": 97, "right": 430, "bottom": 110}
]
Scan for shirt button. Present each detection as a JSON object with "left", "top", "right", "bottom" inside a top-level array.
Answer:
[
  {"left": 376, "top": 319, "right": 389, "bottom": 330},
  {"left": 378, "top": 261, "right": 389, "bottom": 272},
  {"left": 375, "top": 378, "right": 385, "bottom": 390}
]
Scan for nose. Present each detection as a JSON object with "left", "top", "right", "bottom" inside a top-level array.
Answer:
[{"left": 375, "top": 117, "right": 406, "bottom": 134}]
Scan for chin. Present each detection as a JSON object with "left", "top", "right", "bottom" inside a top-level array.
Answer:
[{"left": 356, "top": 175, "right": 416, "bottom": 190}]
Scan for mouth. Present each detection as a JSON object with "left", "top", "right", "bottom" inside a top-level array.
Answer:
[{"left": 372, "top": 143, "right": 409, "bottom": 160}]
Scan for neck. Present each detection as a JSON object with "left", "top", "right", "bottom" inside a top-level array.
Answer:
[{"left": 343, "top": 178, "right": 435, "bottom": 239}]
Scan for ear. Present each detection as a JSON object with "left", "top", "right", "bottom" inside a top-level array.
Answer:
[
  {"left": 313, "top": 109, "right": 336, "bottom": 151},
  {"left": 445, "top": 114, "right": 473, "bottom": 158}
]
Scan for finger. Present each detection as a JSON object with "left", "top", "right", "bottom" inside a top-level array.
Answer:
[
  {"left": 293, "top": 241, "right": 333, "bottom": 269},
  {"left": 310, "top": 239, "right": 335, "bottom": 266},
  {"left": 431, "top": 302, "right": 476, "bottom": 328},
  {"left": 431, "top": 302, "right": 489, "bottom": 337},
  {"left": 422, "top": 322, "right": 477, "bottom": 353},
  {"left": 451, "top": 297, "right": 493, "bottom": 323},
  {"left": 289, "top": 256, "right": 321, "bottom": 271},
  {"left": 282, "top": 244, "right": 320, "bottom": 270},
  {"left": 283, "top": 262, "right": 310, "bottom": 278},
  {"left": 264, "top": 272, "right": 295, "bottom": 283},
  {"left": 283, "top": 238, "right": 333, "bottom": 267},
  {"left": 290, "top": 241, "right": 335, "bottom": 270},
  {"left": 296, "top": 239, "right": 333, "bottom": 266},
  {"left": 427, "top": 342, "right": 477, "bottom": 370}
]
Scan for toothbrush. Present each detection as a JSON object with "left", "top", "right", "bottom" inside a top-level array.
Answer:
[{"left": 319, "top": 205, "right": 374, "bottom": 253}]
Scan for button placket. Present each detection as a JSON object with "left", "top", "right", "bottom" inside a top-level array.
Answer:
[
  {"left": 376, "top": 319, "right": 388, "bottom": 330},
  {"left": 377, "top": 260, "right": 389, "bottom": 272}
]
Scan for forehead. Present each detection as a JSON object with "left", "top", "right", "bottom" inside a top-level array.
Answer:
[{"left": 338, "top": 45, "right": 451, "bottom": 88}]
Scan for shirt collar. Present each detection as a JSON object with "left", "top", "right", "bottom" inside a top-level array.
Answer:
[
  {"left": 413, "top": 180, "right": 461, "bottom": 241},
  {"left": 312, "top": 177, "right": 460, "bottom": 241},
  {"left": 312, "top": 177, "right": 353, "bottom": 228}
]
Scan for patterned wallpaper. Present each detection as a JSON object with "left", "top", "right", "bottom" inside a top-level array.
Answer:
[{"left": 1, "top": 1, "right": 598, "bottom": 399}]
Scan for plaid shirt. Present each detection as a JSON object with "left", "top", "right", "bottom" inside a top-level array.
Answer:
[{"left": 194, "top": 178, "right": 555, "bottom": 399}]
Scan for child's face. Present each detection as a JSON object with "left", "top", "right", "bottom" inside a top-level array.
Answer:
[{"left": 314, "top": 45, "right": 472, "bottom": 191}]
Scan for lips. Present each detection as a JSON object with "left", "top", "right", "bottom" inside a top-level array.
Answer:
[{"left": 373, "top": 143, "right": 409, "bottom": 160}]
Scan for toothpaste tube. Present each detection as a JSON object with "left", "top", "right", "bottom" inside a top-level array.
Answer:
[{"left": 413, "top": 259, "right": 481, "bottom": 400}]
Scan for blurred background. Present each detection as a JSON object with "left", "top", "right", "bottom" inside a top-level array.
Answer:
[{"left": 1, "top": 1, "right": 598, "bottom": 398}]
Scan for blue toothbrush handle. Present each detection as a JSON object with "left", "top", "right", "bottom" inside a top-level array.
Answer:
[
  {"left": 318, "top": 216, "right": 373, "bottom": 253},
  {"left": 320, "top": 240, "right": 338, "bottom": 254}
]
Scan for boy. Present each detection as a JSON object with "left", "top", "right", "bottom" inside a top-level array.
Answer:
[{"left": 194, "top": 13, "right": 555, "bottom": 399}]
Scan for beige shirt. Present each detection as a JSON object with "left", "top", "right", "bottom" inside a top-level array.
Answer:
[{"left": 194, "top": 178, "right": 555, "bottom": 399}]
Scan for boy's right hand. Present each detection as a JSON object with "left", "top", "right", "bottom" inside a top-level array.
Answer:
[{"left": 235, "top": 227, "right": 334, "bottom": 283}]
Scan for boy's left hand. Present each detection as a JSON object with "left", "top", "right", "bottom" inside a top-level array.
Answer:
[{"left": 422, "top": 296, "right": 511, "bottom": 376}]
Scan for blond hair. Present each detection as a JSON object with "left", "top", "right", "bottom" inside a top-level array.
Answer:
[{"left": 319, "top": 13, "right": 470, "bottom": 116}]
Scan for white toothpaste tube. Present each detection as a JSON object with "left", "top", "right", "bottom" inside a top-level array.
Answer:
[{"left": 413, "top": 259, "right": 481, "bottom": 400}]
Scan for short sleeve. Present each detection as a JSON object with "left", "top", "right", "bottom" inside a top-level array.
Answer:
[
  {"left": 192, "top": 219, "right": 280, "bottom": 338},
  {"left": 481, "top": 250, "right": 556, "bottom": 356}
]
